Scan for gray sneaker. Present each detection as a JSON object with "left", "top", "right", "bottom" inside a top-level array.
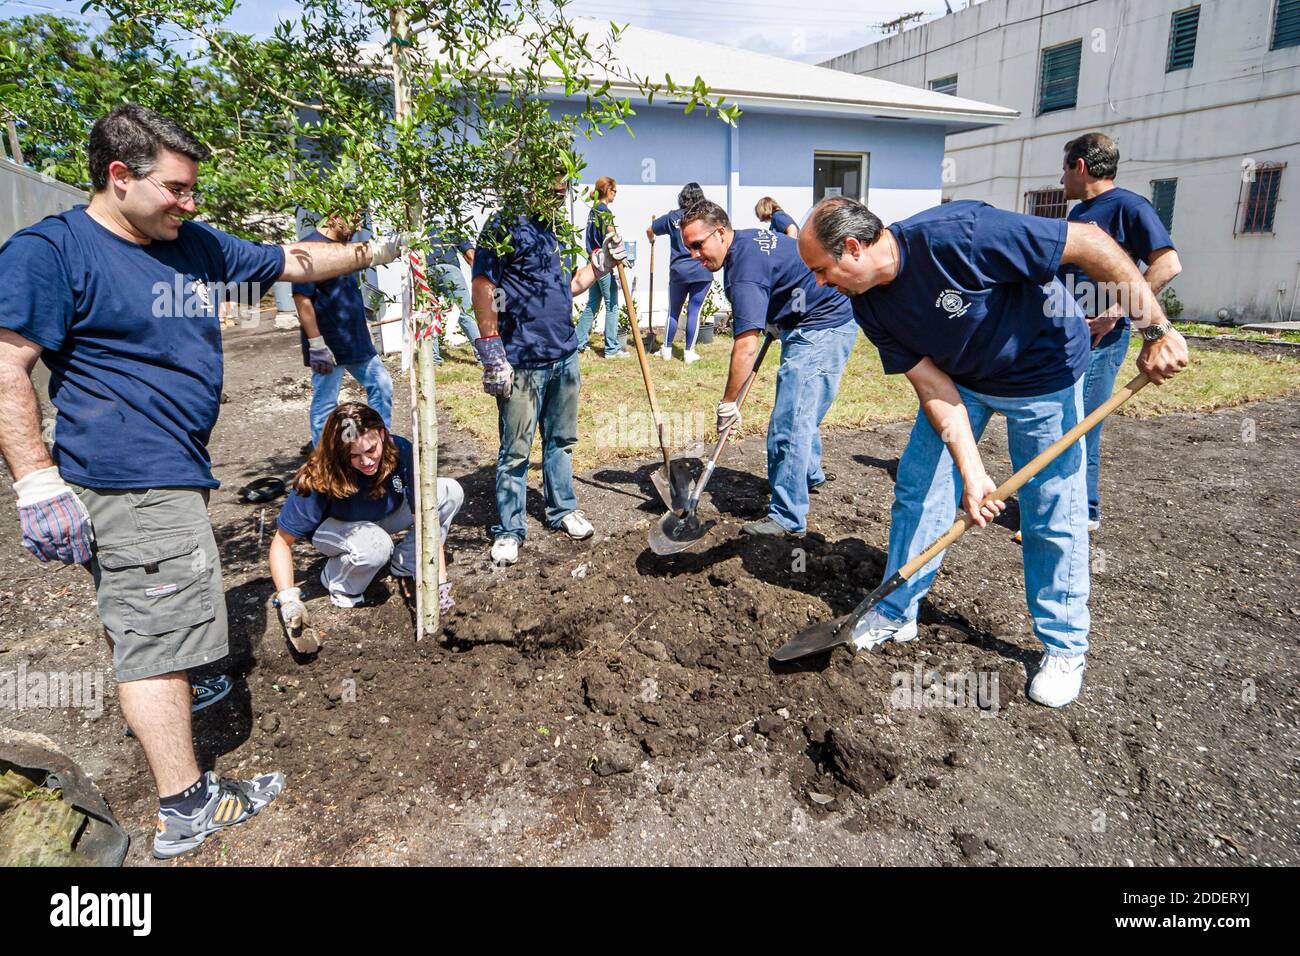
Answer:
[
  {"left": 741, "top": 516, "right": 799, "bottom": 537},
  {"left": 153, "top": 770, "right": 285, "bottom": 859}
]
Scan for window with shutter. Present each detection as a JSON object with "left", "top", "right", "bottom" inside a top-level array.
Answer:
[
  {"left": 1167, "top": 7, "right": 1200, "bottom": 71},
  {"left": 1038, "top": 40, "right": 1082, "bottom": 114},
  {"left": 1151, "top": 179, "right": 1177, "bottom": 233},
  {"left": 928, "top": 74, "right": 958, "bottom": 96},
  {"left": 1273, "top": 0, "right": 1300, "bottom": 50}
]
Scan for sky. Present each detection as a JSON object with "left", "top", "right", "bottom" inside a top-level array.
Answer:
[{"left": 0, "top": 0, "right": 960, "bottom": 66}]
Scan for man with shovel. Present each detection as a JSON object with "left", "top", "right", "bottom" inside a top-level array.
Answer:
[
  {"left": 797, "top": 196, "right": 1187, "bottom": 707},
  {"left": 679, "top": 201, "right": 857, "bottom": 538}
]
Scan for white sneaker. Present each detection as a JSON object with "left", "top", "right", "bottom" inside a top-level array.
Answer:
[
  {"left": 490, "top": 536, "right": 519, "bottom": 566},
  {"left": 849, "top": 608, "right": 918, "bottom": 652},
  {"left": 683, "top": 349, "right": 701, "bottom": 364},
  {"left": 657, "top": 346, "right": 673, "bottom": 361},
  {"left": 1028, "top": 652, "right": 1086, "bottom": 707},
  {"left": 559, "top": 510, "right": 594, "bottom": 540},
  {"left": 1087, "top": 519, "right": 1101, "bottom": 532}
]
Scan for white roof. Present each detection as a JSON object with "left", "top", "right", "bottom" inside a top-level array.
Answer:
[
  {"left": 371, "top": 18, "right": 1017, "bottom": 132},
  {"left": 557, "top": 18, "right": 1017, "bottom": 130}
]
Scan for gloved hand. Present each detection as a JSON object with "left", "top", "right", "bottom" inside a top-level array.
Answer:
[
  {"left": 307, "top": 336, "right": 336, "bottom": 375},
  {"left": 590, "top": 229, "right": 629, "bottom": 277},
  {"left": 438, "top": 581, "right": 455, "bottom": 613},
  {"left": 366, "top": 232, "right": 415, "bottom": 267},
  {"left": 274, "top": 586, "right": 308, "bottom": 642},
  {"left": 716, "top": 400, "right": 741, "bottom": 435},
  {"left": 472, "top": 334, "right": 514, "bottom": 397},
  {"left": 15, "top": 466, "right": 94, "bottom": 564}
]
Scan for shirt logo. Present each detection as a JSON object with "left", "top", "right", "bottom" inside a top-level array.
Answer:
[
  {"left": 753, "top": 230, "right": 778, "bottom": 255},
  {"left": 190, "top": 279, "right": 212, "bottom": 313},
  {"left": 392, "top": 476, "right": 404, "bottom": 495},
  {"left": 935, "top": 289, "right": 970, "bottom": 319}
]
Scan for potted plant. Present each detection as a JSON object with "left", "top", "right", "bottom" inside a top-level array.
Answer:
[{"left": 697, "top": 281, "right": 727, "bottom": 344}]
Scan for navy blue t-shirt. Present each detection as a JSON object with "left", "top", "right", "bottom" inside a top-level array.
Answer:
[
  {"left": 850, "top": 201, "right": 1089, "bottom": 398},
  {"left": 472, "top": 213, "right": 577, "bottom": 368},
  {"left": 584, "top": 202, "right": 615, "bottom": 255},
  {"left": 0, "top": 206, "right": 285, "bottom": 489},
  {"left": 652, "top": 209, "right": 713, "bottom": 285},
  {"left": 291, "top": 229, "right": 375, "bottom": 367},
  {"left": 427, "top": 227, "right": 472, "bottom": 269},
  {"left": 1061, "top": 187, "right": 1174, "bottom": 349},
  {"left": 277, "top": 435, "right": 414, "bottom": 539},
  {"left": 723, "top": 229, "right": 855, "bottom": 335},
  {"left": 770, "top": 210, "right": 797, "bottom": 235}
]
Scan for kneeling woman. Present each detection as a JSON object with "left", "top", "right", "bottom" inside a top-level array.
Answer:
[{"left": 268, "top": 402, "right": 462, "bottom": 650}]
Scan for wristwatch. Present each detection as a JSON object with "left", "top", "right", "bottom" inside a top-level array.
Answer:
[{"left": 1139, "top": 321, "right": 1172, "bottom": 343}]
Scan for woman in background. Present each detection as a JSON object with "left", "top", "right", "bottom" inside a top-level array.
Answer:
[
  {"left": 647, "top": 182, "right": 714, "bottom": 363},
  {"left": 575, "top": 176, "right": 627, "bottom": 358},
  {"left": 756, "top": 196, "right": 798, "bottom": 237}
]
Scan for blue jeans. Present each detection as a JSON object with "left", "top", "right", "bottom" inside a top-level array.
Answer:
[
  {"left": 1082, "top": 324, "right": 1130, "bottom": 523},
  {"left": 310, "top": 354, "right": 393, "bottom": 445},
  {"left": 429, "top": 263, "right": 482, "bottom": 364},
  {"left": 575, "top": 272, "right": 620, "bottom": 356},
  {"left": 666, "top": 279, "right": 711, "bottom": 349},
  {"left": 766, "top": 322, "right": 858, "bottom": 533},
  {"left": 876, "top": 376, "right": 1090, "bottom": 656},
  {"left": 492, "top": 352, "right": 581, "bottom": 540}
]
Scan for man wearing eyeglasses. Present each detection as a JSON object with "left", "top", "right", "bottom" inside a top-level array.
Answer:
[
  {"left": 0, "top": 103, "right": 409, "bottom": 859},
  {"left": 679, "top": 201, "right": 858, "bottom": 539}
]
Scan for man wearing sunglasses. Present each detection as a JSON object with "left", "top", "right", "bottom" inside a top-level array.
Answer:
[
  {"left": 0, "top": 103, "right": 409, "bottom": 858},
  {"left": 680, "top": 201, "right": 858, "bottom": 539}
]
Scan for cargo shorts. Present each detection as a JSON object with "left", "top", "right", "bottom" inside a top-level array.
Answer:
[{"left": 71, "top": 486, "right": 228, "bottom": 683}]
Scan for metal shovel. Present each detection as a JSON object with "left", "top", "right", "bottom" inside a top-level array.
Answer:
[
  {"left": 773, "top": 371, "right": 1151, "bottom": 661},
  {"left": 649, "top": 331, "right": 777, "bottom": 555}
]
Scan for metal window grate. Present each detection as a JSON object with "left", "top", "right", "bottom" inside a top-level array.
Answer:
[
  {"left": 1273, "top": 0, "right": 1300, "bottom": 50},
  {"left": 1239, "top": 164, "right": 1285, "bottom": 234},
  {"left": 1151, "top": 179, "right": 1178, "bottom": 233},
  {"left": 1167, "top": 7, "right": 1200, "bottom": 71},
  {"left": 1026, "top": 187, "right": 1068, "bottom": 219},
  {"left": 1038, "top": 40, "right": 1081, "bottom": 114},
  {"left": 928, "top": 74, "right": 958, "bottom": 96}
]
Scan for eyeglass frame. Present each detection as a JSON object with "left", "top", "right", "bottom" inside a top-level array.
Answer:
[{"left": 144, "top": 174, "right": 202, "bottom": 207}]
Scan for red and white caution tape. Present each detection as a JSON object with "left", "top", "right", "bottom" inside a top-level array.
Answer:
[{"left": 406, "top": 251, "right": 446, "bottom": 341}]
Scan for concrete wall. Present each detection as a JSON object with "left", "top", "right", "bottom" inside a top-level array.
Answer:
[
  {"left": 1, "top": 159, "right": 87, "bottom": 244},
  {"left": 824, "top": 0, "right": 1300, "bottom": 324}
]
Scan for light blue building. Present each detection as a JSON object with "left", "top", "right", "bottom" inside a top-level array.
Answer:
[{"left": 553, "top": 20, "right": 1017, "bottom": 329}]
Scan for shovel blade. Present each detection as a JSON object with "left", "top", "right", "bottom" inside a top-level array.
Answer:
[
  {"left": 771, "top": 613, "right": 855, "bottom": 662},
  {"left": 648, "top": 510, "right": 716, "bottom": 555},
  {"left": 650, "top": 458, "right": 695, "bottom": 514}
]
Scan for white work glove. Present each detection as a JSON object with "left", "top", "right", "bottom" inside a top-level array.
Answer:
[
  {"left": 590, "top": 229, "right": 628, "bottom": 277},
  {"left": 275, "top": 587, "right": 308, "bottom": 641},
  {"left": 366, "top": 232, "right": 415, "bottom": 267},
  {"left": 716, "top": 400, "right": 741, "bottom": 435},
  {"left": 472, "top": 334, "right": 514, "bottom": 397},
  {"left": 307, "top": 336, "right": 336, "bottom": 375},
  {"left": 15, "top": 466, "right": 94, "bottom": 565}
]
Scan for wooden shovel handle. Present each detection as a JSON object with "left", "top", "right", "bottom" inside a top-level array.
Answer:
[
  {"left": 897, "top": 372, "right": 1150, "bottom": 580},
  {"left": 613, "top": 259, "right": 673, "bottom": 473}
]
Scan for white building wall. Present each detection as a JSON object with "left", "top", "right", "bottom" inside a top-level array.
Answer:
[{"left": 824, "top": 0, "right": 1300, "bottom": 323}]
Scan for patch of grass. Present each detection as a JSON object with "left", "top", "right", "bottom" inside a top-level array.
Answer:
[
  {"left": 1121, "top": 340, "right": 1300, "bottom": 417},
  {"left": 1174, "top": 321, "right": 1300, "bottom": 344},
  {"left": 426, "top": 333, "right": 1300, "bottom": 468}
]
